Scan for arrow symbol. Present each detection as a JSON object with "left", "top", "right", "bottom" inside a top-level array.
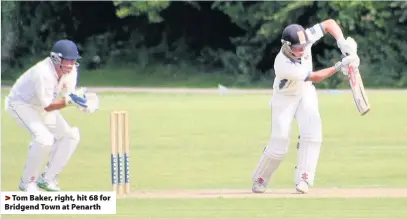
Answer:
[{"left": 5, "top": 196, "right": 10, "bottom": 201}]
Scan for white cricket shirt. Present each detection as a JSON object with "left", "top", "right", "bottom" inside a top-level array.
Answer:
[
  {"left": 7, "top": 57, "right": 78, "bottom": 110},
  {"left": 272, "top": 23, "right": 326, "bottom": 96}
]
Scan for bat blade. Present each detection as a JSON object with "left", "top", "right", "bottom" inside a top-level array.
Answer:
[{"left": 347, "top": 65, "right": 370, "bottom": 115}]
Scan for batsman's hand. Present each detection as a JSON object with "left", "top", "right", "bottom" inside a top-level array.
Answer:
[
  {"left": 337, "top": 37, "right": 358, "bottom": 56},
  {"left": 335, "top": 54, "right": 360, "bottom": 75}
]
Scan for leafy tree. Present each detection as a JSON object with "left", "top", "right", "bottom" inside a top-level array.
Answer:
[
  {"left": 209, "top": 1, "right": 314, "bottom": 82},
  {"left": 113, "top": 1, "right": 170, "bottom": 23},
  {"left": 313, "top": 1, "right": 407, "bottom": 87}
]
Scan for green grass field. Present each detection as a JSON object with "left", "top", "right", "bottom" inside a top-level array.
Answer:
[
  {"left": 1, "top": 90, "right": 407, "bottom": 218},
  {"left": 3, "top": 64, "right": 270, "bottom": 88}
]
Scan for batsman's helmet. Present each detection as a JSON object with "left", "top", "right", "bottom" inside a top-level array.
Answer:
[
  {"left": 281, "top": 24, "right": 308, "bottom": 59},
  {"left": 281, "top": 24, "right": 308, "bottom": 47}
]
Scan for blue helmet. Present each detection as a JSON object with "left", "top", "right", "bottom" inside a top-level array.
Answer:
[
  {"left": 281, "top": 24, "right": 307, "bottom": 47},
  {"left": 50, "top": 39, "right": 81, "bottom": 60},
  {"left": 50, "top": 39, "right": 81, "bottom": 74},
  {"left": 281, "top": 24, "right": 308, "bottom": 60}
]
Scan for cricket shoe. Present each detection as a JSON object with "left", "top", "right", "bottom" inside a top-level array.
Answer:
[
  {"left": 295, "top": 181, "right": 309, "bottom": 194},
  {"left": 19, "top": 182, "right": 41, "bottom": 192},
  {"left": 252, "top": 178, "right": 267, "bottom": 193},
  {"left": 37, "top": 176, "right": 61, "bottom": 192}
]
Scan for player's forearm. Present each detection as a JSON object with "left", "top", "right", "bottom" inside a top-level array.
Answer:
[
  {"left": 44, "top": 99, "right": 67, "bottom": 112},
  {"left": 320, "top": 19, "right": 345, "bottom": 41},
  {"left": 308, "top": 67, "right": 337, "bottom": 83}
]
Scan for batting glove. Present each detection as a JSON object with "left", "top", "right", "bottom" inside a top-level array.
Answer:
[
  {"left": 337, "top": 37, "right": 358, "bottom": 56},
  {"left": 335, "top": 54, "right": 360, "bottom": 75}
]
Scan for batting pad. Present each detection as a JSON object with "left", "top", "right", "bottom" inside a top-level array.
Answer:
[
  {"left": 252, "top": 153, "right": 283, "bottom": 186},
  {"left": 295, "top": 140, "right": 322, "bottom": 186}
]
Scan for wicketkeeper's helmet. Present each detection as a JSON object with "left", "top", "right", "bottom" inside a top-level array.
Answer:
[{"left": 50, "top": 39, "right": 81, "bottom": 73}]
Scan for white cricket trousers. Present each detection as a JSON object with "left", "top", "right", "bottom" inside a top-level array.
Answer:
[
  {"left": 5, "top": 97, "right": 79, "bottom": 185},
  {"left": 252, "top": 85, "right": 322, "bottom": 187}
]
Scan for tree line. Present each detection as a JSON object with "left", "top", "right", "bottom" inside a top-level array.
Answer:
[{"left": 2, "top": 1, "right": 406, "bottom": 88}]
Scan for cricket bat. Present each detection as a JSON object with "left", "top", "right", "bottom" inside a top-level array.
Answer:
[{"left": 347, "top": 65, "right": 370, "bottom": 115}]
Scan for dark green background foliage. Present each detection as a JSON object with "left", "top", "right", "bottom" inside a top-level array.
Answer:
[{"left": 2, "top": 1, "right": 406, "bottom": 88}]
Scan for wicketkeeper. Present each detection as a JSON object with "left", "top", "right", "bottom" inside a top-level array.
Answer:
[{"left": 5, "top": 39, "right": 100, "bottom": 192}]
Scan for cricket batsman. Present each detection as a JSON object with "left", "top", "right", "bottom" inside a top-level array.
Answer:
[
  {"left": 251, "top": 19, "right": 360, "bottom": 193},
  {"left": 5, "top": 39, "right": 100, "bottom": 192}
]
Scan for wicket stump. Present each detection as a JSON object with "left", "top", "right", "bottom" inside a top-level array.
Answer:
[{"left": 110, "top": 111, "right": 130, "bottom": 196}]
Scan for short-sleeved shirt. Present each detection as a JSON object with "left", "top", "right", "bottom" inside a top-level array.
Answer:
[
  {"left": 7, "top": 57, "right": 78, "bottom": 110},
  {"left": 272, "top": 23, "right": 325, "bottom": 96}
]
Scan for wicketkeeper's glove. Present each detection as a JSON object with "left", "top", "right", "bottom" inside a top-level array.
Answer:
[
  {"left": 81, "top": 92, "right": 99, "bottom": 113},
  {"left": 64, "top": 87, "right": 88, "bottom": 109}
]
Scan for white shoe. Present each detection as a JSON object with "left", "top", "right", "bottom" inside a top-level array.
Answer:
[
  {"left": 19, "top": 182, "right": 41, "bottom": 192},
  {"left": 37, "top": 176, "right": 61, "bottom": 192},
  {"left": 252, "top": 179, "right": 267, "bottom": 193},
  {"left": 296, "top": 181, "right": 309, "bottom": 194}
]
